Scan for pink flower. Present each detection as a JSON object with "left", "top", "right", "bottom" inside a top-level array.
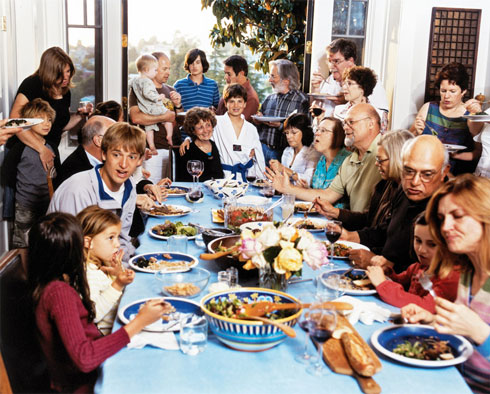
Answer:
[
  {"left": 302, "top": 241, "right": 329, "bottom": 270},
  {"left": 240, "top": 237, "right": 264, "bottom": 260}
]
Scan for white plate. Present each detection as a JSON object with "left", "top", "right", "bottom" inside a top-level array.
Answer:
[
  {"left": 371, "top": 324, "right": 473, "bottom": 367},
  {"left": 324, "top": 240, "right": 370, "bottom": 260},
  {"left": 128, "top": 251, "right": 198, "bottom": 273},
  {"left": 321, "top": 268, "right": 376, "bottom": 295},
  {"left": 294, "top": 201, "right": 317, "bottom": 214},
  {"left": 148, "top": 223, "right": 200, "bottom": 240},
  {"left": 118, "top": 297, "right": 202, "bottom": 332},
  {"left": 3, "top": 118, "right": 44, "bottom": 129},
  {"left": 161, "top": 186, "right": 189, "bottom": 197},
  {"left": 307, "top": 93, "right": 341, "bottom": 101},
  {"left": 142, "top": 204, "right": 192, "bottom": 218},
  {"left": 286, "top": 217, "right": 327, "bottom": 232},
  {"left": 239, "top": 221, "right": 274, "bottom": 232},
  {"left": 462, "top": 114, "right": 490, "bottom": 122},
  {"left": 251, "top": 115, "right": 286, "bottom": 123},
  {"left": 444, "top": 144, "right": 466, "bottom": 153}
]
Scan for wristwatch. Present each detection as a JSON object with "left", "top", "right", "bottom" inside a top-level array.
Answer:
[{"left": 174, "top": 104, "right": 183, "bottom": 110}]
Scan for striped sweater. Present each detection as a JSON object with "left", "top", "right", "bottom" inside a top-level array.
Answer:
[{"left": 173, "top": 74, "right": 220, "bottom": 111}]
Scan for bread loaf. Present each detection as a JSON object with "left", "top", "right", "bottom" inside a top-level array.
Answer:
[{"left": 341, "top": 332, "right": 376, "bottom": 377}]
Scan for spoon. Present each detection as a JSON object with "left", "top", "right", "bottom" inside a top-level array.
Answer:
[
  {"left": 241, "top": 315, "right": 296, "bottom": 337},
  {"left": 240, "top": 301, "right": 353, "bottom": 317}
]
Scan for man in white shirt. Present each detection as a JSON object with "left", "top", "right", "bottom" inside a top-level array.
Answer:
[{"left": 311, "top": 38, "right": 389, "bottom": 117}]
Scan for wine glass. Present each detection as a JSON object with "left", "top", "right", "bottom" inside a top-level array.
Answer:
[
  {"left": 324, "top": 219, "right": 342, "bottom": 270},
  {"left": 187, "top": 160, "right": 204, "bottom": 184},
  {"left": 294, "top": 292, "right": 318, "bottom": 364},
  {"left": 306, "top": 304, "right": 337, "bottom": 376}
]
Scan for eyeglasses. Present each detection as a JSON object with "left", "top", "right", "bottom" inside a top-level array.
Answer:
[
  {"left": 342, "top": 117, "right": 371, "bottom": 128},
  {"left": 375, "top": 157, "right": 389, "bottom": 164},
  {"left": 329, "top": 58, "right": 346, "bottom": 66},
  {"left": 402, "top": 167, "right": 439, "bottom": 183},
  {"left": 342, "top": 80, "right": 359, "bottom": 88},
  {"left": 313, "top": 126, "right": 334, "bottom": 134},
  {"left": 284, "top": 129, "right": 300, "bottom": 136}
]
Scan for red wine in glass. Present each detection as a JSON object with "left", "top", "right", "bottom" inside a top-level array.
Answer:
[
  {"left": 325, "top": 229, "right": 341, "bottom": 244},
  {"left": 311, "top": 107, "right": 323, "bottom": 117},
  {"left": 246, "top": 175, "right": 256, "bottom": 183},
  {"left": 299, "top": 320, "right": 315, "bottom": 333},
  {"left": 309, "top": 326, "right": 333, "bottom": 343},
  {"left": 188, "top": 190, "right": 203, "bottom": 202}
]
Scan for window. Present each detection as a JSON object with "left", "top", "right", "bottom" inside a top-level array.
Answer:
[
  {"left": 65, "top": 0, "right": 102, "bottom": 147},
  {"left": 331, "top": 0, "right": 369, "bottom": 64}
]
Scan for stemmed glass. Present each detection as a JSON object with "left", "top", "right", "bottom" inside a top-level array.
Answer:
[
  {"left": 324, "top": 219, "right": 342, "bottom": 270},
  {"left": 187, "top": 160, "right": 204, "bottom": 185},
  {"left": 306, "top": 304, "right": 337, "bottom": 376},
  {"left": 295, "top": 292, "right": 318, "bottom": 364}
]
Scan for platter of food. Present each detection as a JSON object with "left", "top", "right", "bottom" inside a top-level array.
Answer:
[
  {"left": 321, "top": 268, "right": 376, "bottom": 295},
  {"left": 211, "top": 208, "right": 224, "bottom": 224},
  {"left": 149, "top": 221, "right": 199, "bottom": 240},
  {"left": 294, "top": 201, "right": 317, "bottom": 214},
  {"left": 3, "top": 118, "right": 44, "bottom": 129},
  {"left": 251, "top": 115, "right": 286, "bottom": 123},
  {"left": 118, "top": 297, "right": 203, "bottom": 332},
  {"left": 325, "top": 241, "right": 370, "bottom": 260},
  {"left": 142, "top": 204, "right": 192, "bottom": 218},
  {"left": 286, "top": 217, "right": 327, "bottom": 232},
  {"left": 307, "top": 93, "right": 342, "bottom": 101},
  {"left": 161, "top": 186, "right": 189, "bottom": 197},
  {"left": 443, "top": 144, "right": 466, "bottom": 153},
  {"left": 128, "top": 251, "right": 198, "bottom": 273},
  {"left": 371, "top": 324, "right": 473, "bottom": 368},
  {"left": 462, "top": 113, "right": 490, "bottom": 122}
]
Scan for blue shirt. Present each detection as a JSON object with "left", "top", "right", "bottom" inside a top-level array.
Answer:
[{"left": 173, "top": 74, "right": 220, "bottom": 111}]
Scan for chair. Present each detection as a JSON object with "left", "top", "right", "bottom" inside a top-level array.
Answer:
[
  {"left": 166, "top": 146, "right": 178, "bottom": 181},
  {"left": 0, "top": 249, "right": 50, "bottom": 393}
]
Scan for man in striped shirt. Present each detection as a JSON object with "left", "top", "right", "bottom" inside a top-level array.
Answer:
[{"left": 255, "top": 59, "right": 309, "bottom": 165}]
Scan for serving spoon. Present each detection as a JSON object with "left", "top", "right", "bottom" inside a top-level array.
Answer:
[
  {"left": 240, "top": 315, "right": 296, "bottom": 337},
  {"left": 240, "top": 301, "right": 353, "bottom": 317},
  {"left": 199, "top": 245, "right": 239, "bottom": 260}
]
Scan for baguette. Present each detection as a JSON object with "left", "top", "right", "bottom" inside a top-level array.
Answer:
[{"left": 341, "top": 332, "right": 376, "bottom": 377}]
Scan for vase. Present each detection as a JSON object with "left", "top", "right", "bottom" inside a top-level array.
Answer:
[{"left": 258, "top": 264, "right": 288, "bottom": 292}]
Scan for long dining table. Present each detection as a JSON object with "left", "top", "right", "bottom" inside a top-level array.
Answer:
[{"left": 94, "top": 182, "right": 472, "bottom": 394}]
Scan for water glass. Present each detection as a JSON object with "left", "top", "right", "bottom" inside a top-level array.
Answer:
[
  {"left": 316, "top": 273, "right": 341, "bottom": 301},
  {"left": 167, "top": 235, "right": 188, "bottom": 254},
  {"left": 180, "top": 315, "right": 208, "bottom": 355},
  {"left": 282, "top": 194, "right": 295, "bottom": 220}
]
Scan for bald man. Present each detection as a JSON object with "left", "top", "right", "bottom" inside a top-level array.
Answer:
[
  {"left": 54, "top": 115, "right": 115, "bottom": 188},
  {"left": 344, "top": 135, "right": 450, "bottom": 272},
  {"left": 267, "top": 103, "right": 382, "bottom": 212}
]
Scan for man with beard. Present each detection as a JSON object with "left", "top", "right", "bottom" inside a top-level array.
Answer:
[
  {"left": 255, "top": 59, "right": 309, "bottom": 164},
  {"left": 266, "top": 103, "right": 381, "bottom": 212}
]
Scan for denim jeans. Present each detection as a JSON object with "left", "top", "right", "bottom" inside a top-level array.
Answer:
[{"left": 261, "top": 143, "right": 281, "bottom": 167}]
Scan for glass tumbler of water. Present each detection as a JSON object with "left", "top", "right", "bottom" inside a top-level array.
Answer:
[
  {"left": 180, "top": 315, "right": 208, "bottom": 355},
  {"left": 282, "top": 194, "right": 295, "bottom": 220},
  {"left": 167, "top": 235, "right": 188, "bottom": 254}
]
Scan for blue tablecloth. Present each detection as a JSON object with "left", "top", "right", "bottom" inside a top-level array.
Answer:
[{"left": 95, "top": 183, "right": 471, "bottom": 394}]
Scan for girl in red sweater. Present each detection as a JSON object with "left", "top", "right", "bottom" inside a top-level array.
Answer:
[
  {"left": 366, "top": 212, "right": 460, "bottom": 313},
  {"left": 28, "top": 212, "right": 171, "bottom": 393}
]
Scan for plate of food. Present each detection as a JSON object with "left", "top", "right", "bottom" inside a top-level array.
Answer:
[
  {"left": 3, "top": 118, "right": 44, "bottom": 129},
  {"left": 211, "top": 208, "right": 224, "bottom": 224},
  {"left": 161, "top": 186, "right": 189, "bottom": 197},
  {"left": 118, "top": 297, "right": 203, "bottom": 332},
  {"left": 143, "top": 204, "right": 192, "bottom": 217},
  {"left": 321, "top": 268, "right": 376, "bottom": 295},
  {"left": 307, "top": 93, "right": 342, "bottom": 101},
  {"left": 444, "top": 144, "right": 467, "bottom": 153},
  {"left": 294, "top": 201, "right": 317, "bottom": 214},
  {"left": 149, "top": 221, "right": 199, "bottom": 240},
  {"left": 462, "top": 113, "right": 490, "bottom": 122},
  {"left": 128, "top": 251, "right": 198, "bottom": 273},
  {"left": 251, "top": 115, "right": 286, "bottom": 123},
  {"left": 371, "top": 324, "right": 473, "bottom": 367},
  {"left": 325, "top": 240, "right": 370, "bottom": 260},
  {"left": 286, "top": 217, "right": 327, "bottom": 232},
  {"left": 251, "top": 179, "right": 270, "bottom": 188}
]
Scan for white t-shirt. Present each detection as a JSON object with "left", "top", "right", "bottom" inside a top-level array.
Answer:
[
  {"left": 474, "top": 120, "right": 490, "bottom": 178},
  {"left": 281, "top": 146, "right": 320, "bottom": 185},
  {"left": 102, "top": 181, "right": 125, "bottom": 206}
]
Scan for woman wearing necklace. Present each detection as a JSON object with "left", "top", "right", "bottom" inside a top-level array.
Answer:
[{"left": 176, "top": 107, "right": 224, "bottom": 182}]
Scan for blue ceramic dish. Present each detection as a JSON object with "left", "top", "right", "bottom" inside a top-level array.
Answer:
[{"left": 201, "top": 288, "right": 301, "bottom": 352}]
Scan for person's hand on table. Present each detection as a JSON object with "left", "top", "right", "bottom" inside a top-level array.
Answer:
[
  {"left": 136, "top": 194, "right": 157, "bottom": 211},
  {"left": 401, "top": 303, "right": 435, "bottom": 324},
  {"left": 370, "top": 255, "right": 394, "bottom": 270},
  {"left": 265, "top": 166, "right": 290, "bottom": 193},
  {"left": 143, "top": 184, "right": 166, "bottom": 204},
  {"left": 433, "top": 297, "right": 490, "bottom": 345},
  {"left": 39, "top": 145, "right": 56, "bottom": 172},
  {"left": 179, "top": 139, "right": 190, "bottom": 156},
  {"left": 366, "top": 266, "right": 386, "bottom": 287},
  {"left": 157, "top": 178, "right": 172, "bottom": 187},
  {"left": 125, "top": 299, "right": 174, "bottom": 336},
  {"left": 347, "top": 249, "right": 375, "bottom": 269},
  {"left": 313, "top": 197, "right": 339, "bottom": 219}
]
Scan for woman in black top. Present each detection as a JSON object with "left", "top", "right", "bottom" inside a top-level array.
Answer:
[{"left": 176, "top": 107, "right": 224, "bottom": 182}]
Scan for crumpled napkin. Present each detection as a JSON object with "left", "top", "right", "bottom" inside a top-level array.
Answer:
[
  {"left": 128, "top": 331, "right": 179, "bottom": 350},
  {"left": 204, "top": 175, "right": 248, "bottom": 199},
  {"left": 335, "top": 295, "right": 391, "bottom": 325}
]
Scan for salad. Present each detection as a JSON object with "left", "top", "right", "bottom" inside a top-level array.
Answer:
[{"left": 151, "top": 221, "right": 197, "bottom": 237}]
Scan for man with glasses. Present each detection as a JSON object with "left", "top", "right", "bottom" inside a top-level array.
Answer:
[
  {"left": 342, "top": 135, "right": 450, "bottom": 272},
  {"left": 310, "top": 38, "right": 388, "bottom": 117},
  {"left": 255, "top": 59, "right": 309, "bottom": 164},
  {"left": 267, "top": 103, "right": 381, "bottom": 212}
]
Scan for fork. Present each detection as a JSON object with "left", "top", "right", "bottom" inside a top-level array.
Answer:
[
  {"left": 419, "top": 273, "right": 436, "bottom": 298},
  {"left": 303, "top": 203, "right": 314, "bottom": 220}
]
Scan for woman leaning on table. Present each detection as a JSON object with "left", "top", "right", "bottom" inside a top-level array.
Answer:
[
  {"left": 410, "top": 62, "right": 483, "bottom": 175},
  {"left": 402, "top": 174, "right": 490, "bottom": 393}
]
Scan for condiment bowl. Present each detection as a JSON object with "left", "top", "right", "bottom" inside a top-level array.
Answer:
[{"left": 155, "top": 267, "right": 211, "bottom": 298}]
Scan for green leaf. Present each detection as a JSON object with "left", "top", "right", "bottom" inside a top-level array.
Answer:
[{"left": 263, "top": 246, "right": 281, "bottom": 264}]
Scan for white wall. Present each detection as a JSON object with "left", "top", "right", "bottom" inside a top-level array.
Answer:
[{"left": 103, "top": 0, "right": 122, "bottom": 102}]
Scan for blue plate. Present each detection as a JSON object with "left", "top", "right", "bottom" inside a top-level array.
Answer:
[
  {"left": 118, "top": 297, "right": 202, "bottom": 332},
  {"left": 321, "top": 268, "right": 376, "bottom": 295},
  {"left": 371, "top": 324, "right": 473, "bottom": 367},
  {"left": 128, "top": 251, "right": 198, "bottom": 273}
]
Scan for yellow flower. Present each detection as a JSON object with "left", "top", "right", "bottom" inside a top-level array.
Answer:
[{"left": 273, "top": 247, "right": 302, "bottom": 274}]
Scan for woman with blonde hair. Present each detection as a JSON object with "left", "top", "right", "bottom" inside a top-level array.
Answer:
[{"left": 402, "top": 174, "right": 490, "bottom": 393}]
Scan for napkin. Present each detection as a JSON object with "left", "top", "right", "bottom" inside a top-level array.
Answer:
[
  {"left": 205, "top": 175, "right": 248, "bottom": 199},
  {"left": 335, "top": 295, "right": 391, "bottom": 325},
  {"left": 128, "top": 331, "right": 179, "bottom": 350}
]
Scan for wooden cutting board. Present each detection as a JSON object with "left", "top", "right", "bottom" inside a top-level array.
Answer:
[{"left": 322, "top": 315, "right": 382, "bottom": 394}]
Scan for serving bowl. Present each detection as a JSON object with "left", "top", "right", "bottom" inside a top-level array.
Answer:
[
  {"left": 201, "top": 227, "right": 235, "bottom": 247},
  {"left": 155, "top": 267, "right": 211, "bottom": 298},
  {"left": 207, "top": 235, "right": 256, "bottom": 279},
  {"left": 200, "top": 288, "right": 301, "bottom": 351}
]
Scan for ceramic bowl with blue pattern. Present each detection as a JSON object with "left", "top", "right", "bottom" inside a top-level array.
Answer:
[{"left": 200, "top": 287, "right": 301, "bottom": 352}]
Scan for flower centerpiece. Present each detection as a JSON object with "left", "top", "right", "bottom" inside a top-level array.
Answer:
[{"left": 239, "top": 223, "right": 329, "bottom": 290}]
